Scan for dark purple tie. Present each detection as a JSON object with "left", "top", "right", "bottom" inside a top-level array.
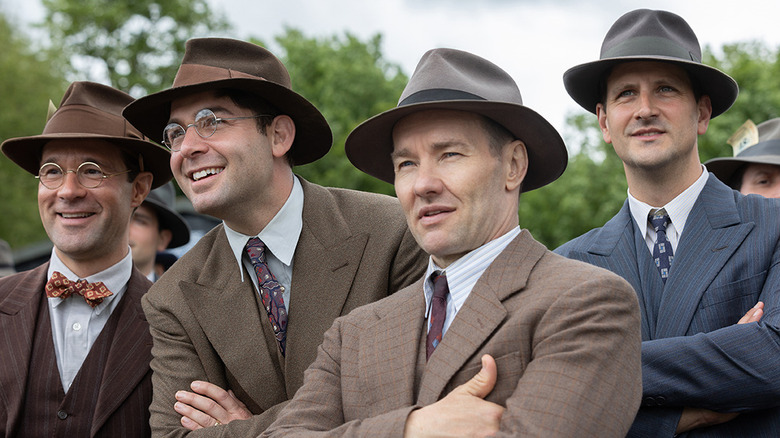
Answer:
[
  {"left": 426, "top": 271, "right": 449, "bottom": 360},
  {"left": 245, "top": 237, "right": 288, "bottom": 356},
  {"left": 649, "top": 209, "right": 674, "bottom": 283}
]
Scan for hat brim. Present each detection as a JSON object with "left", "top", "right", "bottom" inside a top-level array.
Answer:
[
  {"left": 563, "top": 56, "right": 738, "bottom": 117},
  {"left": 706, "top": 154, "right": 780, "bottom": 184},
  {"left": 123, "top": 78, "right": 332, "bottom": 166},
  {"left": 345, "top": 100, "right": 568, "bottom": 192},
  {"left": 1, "top": 133, "right": 173, "bottom": 189},
  {"left": 142, "top": 197, "right": 191, "bottom": 248}
]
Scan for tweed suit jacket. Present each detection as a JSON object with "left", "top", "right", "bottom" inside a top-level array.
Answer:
[
  {"left": 262, "top": 231, "right": 643, "bottom": 437},
  {"left": 0, "top": 261, "right": 153, "bottom": 437},
  {"left": 142, "top": 178, "right": 427, "bottom": 437},
  {"left": 555, "top": 175, "right": 780, "bottom": 437}
]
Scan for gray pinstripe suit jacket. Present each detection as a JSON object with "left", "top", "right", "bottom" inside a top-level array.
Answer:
[
  {"left": 556, "top": 175, "right": 780, "bottom": 437},
  {"left": 263, "top": 231, "right": 643, "bottom": 437}
]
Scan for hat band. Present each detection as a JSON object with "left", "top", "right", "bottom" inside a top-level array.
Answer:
[
  {"left": 602, "top": 36, "right": 698, "bottom": 62},
  {"left": 399, "top": 89, "right": 485, "bottom": 107},
  {"left": 43, "top": 104, "right": 144, "bottom": 140},
  {"left": 173, "top": 64, "right": 265, "bottom": 88},
  {"left": 738, "top": 140, "right": 780, "bottom": 158}
]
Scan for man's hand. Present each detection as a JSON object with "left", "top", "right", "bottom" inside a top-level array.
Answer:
[
  {"left": 174, "top": 381, "right": 252, "bottom": 430},
  {"left": 404, "top": 354, "right": 505, "bottom": 437},
  {"left": 738, "top": 302, "right": 764, "bottom": 324},
  {"left": 676, "top": 407, "right": 739, "bottom": 434}
]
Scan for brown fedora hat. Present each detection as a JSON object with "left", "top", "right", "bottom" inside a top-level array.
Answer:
[
  {"left": 123, "top": 37, "right": 332, "bottom": 165},
  {"left": 706, "top": 118, "right": 780, "bottom": 184},
  {"left": 1, "top": 81, "right": 172, "bottom": 189},
  {"left": 345, "top": 48, "right": 568, "bottom": 192},
  {"left": 563, "top": 9, "right": 738, "bottom": 117}
]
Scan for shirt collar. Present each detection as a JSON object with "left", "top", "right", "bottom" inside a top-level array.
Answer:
[
  {"left": 628, "top": 164, "right": 709, "bottom": 239},
  {"left": 225, "top": 175, "right": 304, "bottom": 281},
  {"left": 47, "top": 247, "right": 132, "bottom": 312}
]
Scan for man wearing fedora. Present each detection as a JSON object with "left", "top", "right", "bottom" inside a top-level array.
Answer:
[
  {"left": 122, "top": 37, "right": 427, "bottom": 435},
  {"left": 262, "top": 48, "right": 642, "bottom": 437},
  {"left": 706, "top": 118, "right": 780, "bottom": 198},
  {"left": 0, "top": 81, "right": 172, "bottom": 436},
  {"left": 129, "top": 181, "right": 190, "bottom": 282},
  {"left": 555, "top": 9, "right": 780, "bottom": 437}
]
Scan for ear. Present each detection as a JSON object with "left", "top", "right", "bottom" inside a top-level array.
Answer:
[
  {"left": 269, "top": 115, "right": 295, "bottom": 158},
  {"left": 130, "top": 172, "right": 154, "bottom": 208},
  {"left": 504, "top": 140, "right": 528, "bottom": 193},
  {"left": 157, "top": 229, "right": 173, "bottom": 251},
  {"left": 596, "top": 103, "right": 612, "bottom": 144},
  {"left": 696, "top": 95, "right": 712, "bottom": 135}
]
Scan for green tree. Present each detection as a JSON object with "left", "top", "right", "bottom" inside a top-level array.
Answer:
[
  {"left": 40, "top": 0, "right": 230, "bottom": 94},
  {"left": 265, "top": 28, "right": 408, "bottom": 196},
  {"left": 0, "top": 9, "right": 69, "bottom": 249}
]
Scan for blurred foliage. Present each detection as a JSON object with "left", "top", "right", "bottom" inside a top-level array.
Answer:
[
  {"left": 40, "top": 0, "right": 229, "bottom": 95},
  {"left": 0, "top": 10, "right": 69, "bottom": 248}
]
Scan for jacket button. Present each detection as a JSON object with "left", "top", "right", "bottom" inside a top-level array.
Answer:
[{"left": 57, "top": 410, "right": 68, "bottom": 420}]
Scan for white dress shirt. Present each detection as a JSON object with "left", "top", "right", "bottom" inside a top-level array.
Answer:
[
  {"left": 224, "top": 175, "right": 304, "bottom": 312},
  {"left": 423, "top": 226, "right": 521, "bottom": 337},
  {"left": 47, "top": 249, "right": 131, "bottom": 392}
]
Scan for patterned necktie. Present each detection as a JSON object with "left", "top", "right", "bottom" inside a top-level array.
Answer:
[
  {"left": 45, "top": 271, "right": 113, "bottom": 308},
  {"left": 245, "top": 237, "right": 288, "bottom": 356},
  {"left": 426, "top": 271, "right": 449, "bottom": 360},
  {"left": 649, "top": 209, "right": 674, "bottom": 283}
]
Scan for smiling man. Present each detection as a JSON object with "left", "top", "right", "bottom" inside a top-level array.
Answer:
[
  {"left": 122, "top": 38, "right": 427, "bottom": 436},
  {"left": 261, "top": 48, "right": 643, "bottom": 437},
  {"left": 0, "top": 81, "right": 172, "bottom": 436},
  {"left": 555, "top": 9, "right": 780, "bottom": 437}
]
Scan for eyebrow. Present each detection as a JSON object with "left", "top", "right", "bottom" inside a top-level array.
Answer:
[{"left": 168, "top": 105, "right": 234, "bottom": 124}]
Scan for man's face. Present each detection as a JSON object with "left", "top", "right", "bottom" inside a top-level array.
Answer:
[
  {"left": 391, "top": 110, "right": 525, "bottom": 267},
  {"left": 129, "top": 204, "right": 172, "bottom": 275},
  {"left": 168, "top": 91, "right": 277, "bottom": 224},
  {"left": 740, "top": 163, "right": 780, "bottom": 198},
  {"left": 596, "top": 61, "right": 712, "bottom": 174},
  {"left": 38, "top": 140, "right": 149, "bottom": 270}
]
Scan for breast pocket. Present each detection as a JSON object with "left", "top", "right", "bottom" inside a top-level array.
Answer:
[
  {"left": 446, "top": 351, "right": 525, "bottom": 405},
  {"left": 692, "top": 270, "right": 766, "bottom": 333}
]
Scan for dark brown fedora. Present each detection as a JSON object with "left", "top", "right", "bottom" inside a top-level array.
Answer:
[
  {"left": 706, "top": 118, "right": 780, "bottom": 184},
  {"left": 345, "top": 48, "right": 568, "bottom": 192},
  {"left": 563, "top": 9, "right": 738, "bottom": 117},
  {"left": 1, "top": 81, "right": 172, "bottom": 189},
  {"left": 123, "top": 37, "right": 332, "bottom": 165}
]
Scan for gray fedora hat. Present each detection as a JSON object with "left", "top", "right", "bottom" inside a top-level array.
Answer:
[
  {"left": 705, "top": 118, "right": 780, "bottom": 184},
  {"left": 1, "top": 81, "right": 172, "bottom": 189},
  {"left": 345, "top": 48, "right": 568, "bottom": 192},
  {"left": 563, "top": 9, "right": 738, "bottom": 117},
  {"left": 142, "top": 181, "right": 190, "bottom": 248},
  {"left": 123, "top": 37, "right": 332, "bottom": 165}
]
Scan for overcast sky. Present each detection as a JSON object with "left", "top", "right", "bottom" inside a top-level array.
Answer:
[{"left": 12, "top": 0, "right": 780, "bottom": 136}]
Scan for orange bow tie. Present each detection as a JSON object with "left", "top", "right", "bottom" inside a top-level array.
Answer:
[{"left": 45, "top": 271, "right": 113, "bottom": 308}]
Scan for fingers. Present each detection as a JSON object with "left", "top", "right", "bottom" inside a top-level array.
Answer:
[
  {"left": 455, "top": 354, "right": 497, "bottom": 399},
  {"left": 737, "top": 302, "right": 764, "bottom": 324}
]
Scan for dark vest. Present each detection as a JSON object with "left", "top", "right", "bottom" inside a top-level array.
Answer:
[{"left": 16, "top": 294, "right": 124, "bottom": 437}]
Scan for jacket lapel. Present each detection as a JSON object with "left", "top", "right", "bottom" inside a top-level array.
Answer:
[
  {"left": 359, "top": 280, "right": 426, "bottom": 412},
  {"left": 182, "top": 226, "right": 287, "bottom": 410},
  {"left": 284, "top": 180, "right": 369, "bottom": 393},
  {"left": 655, "top": 178, "right": 749, "bottom": 338},
  {"left": 417, "top": 232, "right": 542, "bottom": 405},
  {"left": 0, "top": 264, "right": 48, "bottom": 434},
  {"left": 91, "top": 268, "right": 153, "bottom": 434}
]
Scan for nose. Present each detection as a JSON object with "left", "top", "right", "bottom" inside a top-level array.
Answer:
[
  {"left": 412, "top": 161, "right": 444, "bottom": 198},
  {"left": 177, "top": 126, "right": 208, "bottom": 158},
  {"left": 635, "top": 91, "right": 658, "bottom": 120},
  {"left": 56, "top": 171, "right": 87, "bottom": 199}
]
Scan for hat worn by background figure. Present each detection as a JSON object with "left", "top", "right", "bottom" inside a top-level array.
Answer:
[
  {"left": 123, "top": 37, "right": 332, "bottom": 165},
  {"left": 143, "top": 181, "right": 190, "bottom": 248},
  {"left": 345, "top": 47, "right": 568, "bottom": 193},
  {"left": 705, "top": 118, "right": 780, "bottom": 185},
  {"left": 0, "top": 81, "right": 172, "bottom": 189},
  {"left": 563, "top": 8, "right": 738, "bottom": 118}
]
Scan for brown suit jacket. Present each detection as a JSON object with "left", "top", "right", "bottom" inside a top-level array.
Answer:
[
  {"left": 142, "top": 178, "right": 427, "bottom": 437},
  {"left": 263, "top": 231, "right": 643, "bottom": 437},
  {"left": 0, "top": 262, "right": 153, "bottom": 437}
]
